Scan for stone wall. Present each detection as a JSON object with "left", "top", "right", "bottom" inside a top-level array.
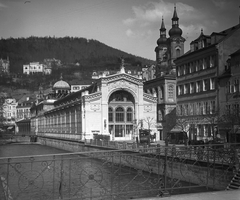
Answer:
[{"left": 37, "top": 136, "right": 234, "bottom": 190}]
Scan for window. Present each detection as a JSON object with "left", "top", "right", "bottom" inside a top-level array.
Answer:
[
  {"left": 115, "top": 107, "right": 124, "bottom": 122},
  {"left": 233, "top": 103, "right": 239, "bottom": 116},
  {"left": 196, "top": 81, "right": 200, "bottom": 93},
  {"left": 115, "top": 125, "right": 124, "bottom": 137},
  {"left": 158, "top": 109, "right": 163, "bottom": 120},
  {"left": 176, "top": 49, "right": 180, "bottom": 58},
  {"left": 234, "top": 79, "right": 239, "bottom": 93},
  {"left": 196, "top": 61, "right": 199, "bottom": 72},
  {"left": 189, "top": 63, "right": 193, "bottom": 73},
  {"left": 210, "top": 78, "right": 215, "bottom": 90},
  {"left": 126, "top": 125, "right": 133, "bottom": 135},
  {"left": 186, "top": 64, "right": 190, "bottom": 74},
  {"left": 210, "top": 101, "right": 215, "bottom": 114},
  {"left": 183, "top": 65, "right": 186, "bottom": 75},
  {"left": 190, "top": 82, "right": 194, "bottom": 93},
  {"left": 126, "top": 107, "right": 133, "bottom": 122},
  {"left": 189, "top": 104, "right": 193, "bottom": 115},
  {"left": 184, "top": 84, "right": 187, "bottom": 94},
  {"left": 178, "top": 85, "right": 182, "bottom": 95},
  {"left": 210, "top": 55, "right": 214, "bottom": 68},
  {"left": 168, "top": 85, "right": 174, "bottom": 98},
  {"left": 203, "top": 79, "right": 209, "bottom": 91},
  {"left": 108, "top": 107, "right": 113, "bottom": 122},
  {"left": 227, "top": 81, "right": 231, "bottom": 93},
  {"left": 226, "top": 104, "right": 231, "bottom": 114},
  {"left": 177, "top": 66, "right": 181, "bottom": 77},
  {"left": 202, "top": 58, "right": 206, "bottom": 70}
]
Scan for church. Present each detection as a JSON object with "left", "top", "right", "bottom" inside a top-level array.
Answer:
[
  {"left": 30, "top": 60, "right": 158, "bottom": 141},
  {"left": 144, "top": 5, "right": 185, "bottom": 140}
]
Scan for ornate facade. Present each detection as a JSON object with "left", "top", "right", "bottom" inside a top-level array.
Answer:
[{"left": 30, "top": 62, "right": 157, "bottom": 141}]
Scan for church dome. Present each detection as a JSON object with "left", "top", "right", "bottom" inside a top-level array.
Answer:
[
  {"left": 169, "top": 27, "right": 182, "bottom": 37},
  {"left": 53, "top": 79, "right": 70, "bottom": 89},
  {"left": 157, "top": 37, "right": 168, "bottom": 45}
]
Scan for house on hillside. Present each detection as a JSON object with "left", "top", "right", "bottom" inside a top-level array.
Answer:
[
  {"left": 23, "top": 62, "right": 52, "bottom": 75},
  {"left": 0, "top": 57, "right": 10, "bottom": 74}
]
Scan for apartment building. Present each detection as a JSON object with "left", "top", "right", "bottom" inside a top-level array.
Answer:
[
  {"left": 217, "top": 48, "right": 240, "bottom": 141},
  {"left": 175, "top": 24, "right": 240, "bottom": 141},
  {"left": 16, "top": 96, "right": 34, "bottom": 121},
  {"left": 2, "top": 98, "right": 18, "bottom": 129}
]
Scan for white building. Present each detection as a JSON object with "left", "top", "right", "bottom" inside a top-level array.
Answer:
[
  {"left": 31, "top": 62, "right": 158, "bottom": 141},
  {"left": 23, "top": 62, "right": 51, "bottom": 75},
  {"left": 3, "top": 98, "right": 18, "bottom": 127}
]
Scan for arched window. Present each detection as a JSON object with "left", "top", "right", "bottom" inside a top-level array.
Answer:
[
  {"left": 158, "top": 109, "right": 163, "bottom": 121},
  {"left": 176, "top": 48, "right": 180, "bottom": 58},
  {"left": 115, "top": 107, "right": 124, "bottom": 122},
  {"left": 126, "top": 107, "right": 133, "bottom": 122},
  {"left": 108, "top": 107, "right": 113, "bottom": 122}
]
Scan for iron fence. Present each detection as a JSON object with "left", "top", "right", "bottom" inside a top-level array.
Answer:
[{"left": 0, "top": 143, "right": 239, "bottom": 200}]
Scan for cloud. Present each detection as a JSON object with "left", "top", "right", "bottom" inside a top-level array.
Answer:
[
  {"left": 126, "top": 29, "right": 135, "bottom": 37},
  {"left": 211, "top": 0, "right": 227, "bottom": 8},
  {"left": 0, "top": 2, "right": 7, "bottom": 8},
  {"left": 123, "top": 0, "right": 218, "bottom": 39},
  {"left": 125, "top": 28, "right": 152, "bottom": 39}
]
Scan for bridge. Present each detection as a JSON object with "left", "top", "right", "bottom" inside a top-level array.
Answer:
[{"left": 0, "top": 135, "right": 240, "bottom": 200}]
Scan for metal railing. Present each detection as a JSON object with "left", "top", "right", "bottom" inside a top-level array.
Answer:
[{"left": 0, "top": 143, "right": 239, "bottom": 200}]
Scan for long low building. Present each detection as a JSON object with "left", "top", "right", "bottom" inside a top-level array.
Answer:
[{"left": 30, "top": 63, "right": 158, "bottom": 141}]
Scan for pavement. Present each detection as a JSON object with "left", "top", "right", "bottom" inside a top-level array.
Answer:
[{"left": 131, "top": 190, "right": 240, "bottom": 200}]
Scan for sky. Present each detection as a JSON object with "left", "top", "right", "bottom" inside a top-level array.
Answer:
[{"left": 0, "top": 0, "right": 239, "bottom": 60}]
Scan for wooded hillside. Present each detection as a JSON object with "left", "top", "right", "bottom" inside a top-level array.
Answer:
[{"left": 0, "top": 36, "right": 154, "bottom": 73}]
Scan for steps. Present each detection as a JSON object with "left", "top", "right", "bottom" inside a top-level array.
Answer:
[{"left": 226, "top": 169, "right": 240, "bottom": 190}]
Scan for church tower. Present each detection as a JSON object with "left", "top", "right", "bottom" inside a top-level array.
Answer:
[
  {"left": 155, "top": 17, "right": 169, "bottom": 77},
  {"left": 168, "top": 5, "right": 185, "bottom": 72},
  {"left": 155, "top": 4, "right": 185, "bottom": 77}
]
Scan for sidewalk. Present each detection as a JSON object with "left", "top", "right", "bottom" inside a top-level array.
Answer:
[{"left": 132, "top": 190, "right": 240, "bottom": 200}]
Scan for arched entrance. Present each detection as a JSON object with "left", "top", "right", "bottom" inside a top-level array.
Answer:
[{"left": 108, "top": 90, "right": 135, "bottom": 141}]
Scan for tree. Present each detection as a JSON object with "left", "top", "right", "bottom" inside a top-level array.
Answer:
[
  {"left": 220, "top": 107, "right": 240, "bottom": 143},
  {"left": 204, "top": 110, "right": 222, "bottom": 140}
]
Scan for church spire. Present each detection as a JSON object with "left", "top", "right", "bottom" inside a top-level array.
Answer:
[
  {"left": 160, "top": 16, "right": 166, "bottom": 37},
  {"left": 172, "top": 4, "right": 179, "bottom": 22},
  {"left": 161, "top": 16, "right": 166, "bottom": 30},
  {"left": 169, "top": 4, "right": 182, "bottom": 37}
]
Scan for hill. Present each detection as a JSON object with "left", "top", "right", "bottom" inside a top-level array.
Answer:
[{"left": 0, "top": 36, "right": 155, "bottom": 74}]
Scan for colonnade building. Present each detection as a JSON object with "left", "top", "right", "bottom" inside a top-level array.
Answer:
[{"left": 30, "top": 62, "right": 157, "bottom": 141}]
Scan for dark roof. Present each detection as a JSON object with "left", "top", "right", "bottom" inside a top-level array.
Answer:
[{"left": 230, "top": 48, "right": 240, "bottom": 56}]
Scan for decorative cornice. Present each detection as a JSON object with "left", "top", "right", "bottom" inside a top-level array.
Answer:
[
  {"left": 143, "top": 93, "right": 157, "bottom": 103},
  {"left": 84, "top": 91, "right": 102, "bottom": 102},
  {"left": 101, "top": 73, "right": 143, "bottom": 85}
]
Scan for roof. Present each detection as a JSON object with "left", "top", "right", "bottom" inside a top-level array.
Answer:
[
  {"left": 69, "top": 79, "right": 93, "bottom": 85},
  {"left": 53, "top": 80, "right": 70, "bottom": 89},
  {"left": 176, "top": 24, "right": 240, "bottom": 60},
  {"left": 230, "top": 48, "right": 240, "bottom": 56}
]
